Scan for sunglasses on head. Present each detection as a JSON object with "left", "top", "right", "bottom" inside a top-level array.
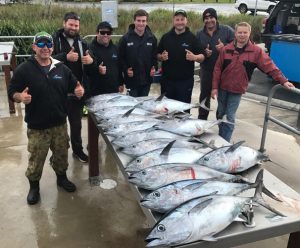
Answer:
[
  {"left": 36, "top": 42, "right": 53, "bottom": 48},
  {"left": 99, "top": 30, "right": 112, "bottom": 35}
]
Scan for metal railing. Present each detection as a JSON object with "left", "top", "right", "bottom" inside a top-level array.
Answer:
[{"left": 259, "top": 84, "right": 300, "bottom": 152}]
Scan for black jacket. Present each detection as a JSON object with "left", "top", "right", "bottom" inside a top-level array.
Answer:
[
  {"left": 87, "top": 38, "right": 123, "bottom": 97},
  {"left": 158, "top": 27, "right": 203, "bottom": 81},
  {"left": 118, "top": 24, "right": 157, "bottom": 89},
  {"left": 8, "top": 56, "right": 78, "bottom": 130},
  {"left": 52, "top": 29, "right": 90, "bottom": 97}
]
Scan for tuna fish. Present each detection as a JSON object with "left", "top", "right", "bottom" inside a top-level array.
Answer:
[
  {"left": 197, "top": 141, "right": 269, "bottom": 173},
  {"left": 119, "top": 138, "right": 210, "bottom": 157},
  {"left": 125, "top": 141, "right": 205, "bottom": 172},
  {"left": 140, "top": 169, "right": 276, "bottom": 213},
  {"left": 128, "top": 163, "right": 247, "bottom": 190},
  {"left": 145, "top": 179, "right": 284, "bottom": 247}
]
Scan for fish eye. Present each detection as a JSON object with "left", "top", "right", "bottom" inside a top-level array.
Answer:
[
  {"left": 157, "top": 224, "right": 165, "bottom": 232},
  {"left": 136, "top": 159, "right": 141, "bottom": 163},
  {"left": 204, "top": 157, "right": 209, "bottom": 162},
  {"left": 153, "top": 191, "right": 160, "bottom": 197},
  {"left": 142, "top": 171, "right": 146, "bottom": 175},
  {"left": 132, "top": 145, "right": 136, "bottom": 148}
]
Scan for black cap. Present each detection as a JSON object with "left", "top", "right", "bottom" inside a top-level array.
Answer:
[
  {"left": 97, "top": 21, "right": 113, "bottom": 32},
  {"left": 202, "top": 8, "right": 218, "bottom": 21},
  {"left": 174, "top": 9, "right": 187, "bottom": 18}
]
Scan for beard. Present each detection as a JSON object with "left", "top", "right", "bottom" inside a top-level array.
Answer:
[{"left": 64, "top": 28, "right": 78, "bottom": 38}]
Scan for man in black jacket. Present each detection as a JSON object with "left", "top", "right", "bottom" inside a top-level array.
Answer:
[
  {"left": 119, "top": 9, "right": 157, "bottom": 97},
  {"left": 8, "top": 31, "right": 85, "bottom": 205},
  {"left": 157, "top": 10, "right": 205, "bottom": 104},
  {"left": 52, "top": 12, "right": 93, "bottom": 163},
  {"left": 87, "top": 21, "right": 124, "bottom": 97}
]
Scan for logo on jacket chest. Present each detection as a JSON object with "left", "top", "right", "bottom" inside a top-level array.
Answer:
[
  {"left": 127, "top": 42, "right": 134, "bottom": 46},
  {"left": 53, "top": 74, "right": 62, "bottom": 80},
  {"left": 181, "top": 43, "right": 190, "bottom": 48},
  {"left": 146, "top": 42, "right": 153, "bottom": 46},
  {"left": 112, "top": 53, "right": 118, "bottom": 59}
]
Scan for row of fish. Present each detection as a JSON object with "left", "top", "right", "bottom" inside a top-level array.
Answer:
[{"left": 87, "top": 93, "right": 283, "bottom": 247}]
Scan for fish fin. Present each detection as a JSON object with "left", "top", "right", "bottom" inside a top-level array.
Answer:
[
  {"left": 199, "top": 97, "right": 212, "bottom": 112},
  {"left": 122, "top": 108, "right": 135, "bottom": 118},
  {"left": 253, "top": 172, "right": 286, "bottom": 217},
  {"left": 160, "top": 140, "right": 176, "bottom": 156},
  {"left": 225, "top": 141, "right": 245, "bottom": 153},
  {"left": 178, "top": 114, "right": 192, "bottom": 122},
  {"left": 155, "top": 93, "right": 166, "bottom": 102},
  {"left": 262, "top": 185, "right": 282, "bottom": 202},
  {"left": 107, "top": 95, "right": 121, "bottom": 102},
  {"left": 201, "top": 235, "right": 217, "bottom": 242},
  {"left": 190, "top": 137, "right": 217, "bottom": 149},
  {"left": 182, "top": 181, "right": 208, "bottom": 191},
  {"left": 188, "top": 198, "right": 213, "bottom": 215}
]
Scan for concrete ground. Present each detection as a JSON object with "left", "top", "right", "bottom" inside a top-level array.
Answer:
[{"left": 0, "top": 73, "right": 299, "bottom": 248}]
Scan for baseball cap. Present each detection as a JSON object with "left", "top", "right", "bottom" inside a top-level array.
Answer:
[
  {"left": 202, "top": 8, "right": 218, "bottom": 21},
  {"left": 33, "top": 31, "right": 53, "bottom": 43},
  {"left": 174, "top": 9, "right": 187, "bottom": 18},
  {"left": 97, "top": 21, "right": 113, "bottom": 32}
]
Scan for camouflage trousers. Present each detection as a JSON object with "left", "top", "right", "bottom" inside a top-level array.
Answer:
[{"left": 26, "top": 123, "right": 70, "bottom": 181}]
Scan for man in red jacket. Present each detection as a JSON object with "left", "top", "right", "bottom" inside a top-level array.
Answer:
[{"left": 211, "top": 22, "right": 294, "bottom": 142}]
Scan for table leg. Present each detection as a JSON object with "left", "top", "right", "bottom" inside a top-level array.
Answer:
[
  {"left": 3, "top": 65, "right": 15, "bottom": 113},
  {"left": 88, "top": 114, "right": 99, "bottom": 178},
  {"left": 287, "top": 232, "right": 300, "bottom": 248}
]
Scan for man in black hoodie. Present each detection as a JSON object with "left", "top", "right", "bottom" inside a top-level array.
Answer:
[
  {"left": 52, "top": 12, "right": 93, "bottom": 163},
  {"left": 87, "top": 21, "right": 124, "bottom": 96},
  {"left": 157, "top": 10, "right": 205, "bottom": 104},
  {"left": 8, "top": 32, "right": 84, "bottom": 205},
  {"left": 119, "top": 9, "right": 157, "bottom": 97}
]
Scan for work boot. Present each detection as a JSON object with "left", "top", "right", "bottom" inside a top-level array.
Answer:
[
  {"left": 56, "top": 173, "right": 76, "bottom": 192},
  {"left": 27, "top": 180, "right": 40, "bottom": 205}
]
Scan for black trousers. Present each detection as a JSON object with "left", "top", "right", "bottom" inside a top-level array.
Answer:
[
  {"left": 164, "top": 78, "right": 194, "bottom": 104},
  {"left": 66, "top": 98, "right": 84, "bottom": 153},
  {"left": 198, "top": 68, "right": 213, "bottom": 120}
]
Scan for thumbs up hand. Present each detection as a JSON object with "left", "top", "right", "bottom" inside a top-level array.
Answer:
[
  {"left": 74, "top": 82, "right": 84, "bottom": 98},
  {"left": 160, "top": 50, "right": 168, "bottom": 61},
  {"left": 150, "top": 66, "right": 156, "bottom": 77},
  {"left": 185, "top": 49, "right": 196, "bottom": 61},
  {"left": 81, "top": 50, "right": 93, "bottom": 65},
  {"left": 215, "top": 38, "right": 224, "bottom": 52},
  {"left": 127, "top": 67, "right": 133, "bottom": 77},
  {"left": 205, "top": 44, "right": 212, "bottom": 58},
  {"left": 67, "top": 47, "right": 79, "bottom": 62},
  {"left": 99, "top": 62, "right": 107, "bottom": 75},
  {"left": 21, "top": 87, "right": 32, "bottom": 104}
]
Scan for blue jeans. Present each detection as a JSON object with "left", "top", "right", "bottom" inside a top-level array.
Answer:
[
  {"left": 217, "top": 89, "right": 242, "bottom": 142},
  {"left": 128, "top": 84, "right": 151, "bottom": 97}
]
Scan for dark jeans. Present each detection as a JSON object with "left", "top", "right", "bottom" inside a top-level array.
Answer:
[
  {"left": 198, "top": 68, "right": 213, "bottom": 120},
  {"left": 66, "top": 98, "right": 84, "bottom": 153},
  {"left": 164, "top": 78, "right": 194, "bottom": 104},
  {"left": 217, "top": 89, "right": 242, "bottom": 142},
  {"left": 128, "top": 84, "right": 151, "bottom": 97}
]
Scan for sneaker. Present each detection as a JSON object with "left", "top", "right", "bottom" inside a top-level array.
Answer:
[{"left": 73, "top": 150, "right": 88, "bottom": 163}]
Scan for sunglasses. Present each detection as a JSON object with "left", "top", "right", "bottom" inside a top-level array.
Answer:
[
  {"left": 36, "top": 42, "right": 53, "bottom": 49},
  {"left": 99, "top": 30, "right": 112, "bottom": 35}
]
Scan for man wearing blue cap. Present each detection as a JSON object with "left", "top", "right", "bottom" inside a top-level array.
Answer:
[{"left": 8, "top": 31, "right": 85, "bottom": 205}]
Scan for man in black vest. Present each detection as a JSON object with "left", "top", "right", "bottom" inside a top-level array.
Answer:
[{"left": 52, "top": 12, "right": 93, "bottom": 163}]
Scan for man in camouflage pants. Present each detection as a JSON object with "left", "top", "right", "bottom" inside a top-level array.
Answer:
[{"left": 8, "top": 31, "right": 85, "bottom": 205}]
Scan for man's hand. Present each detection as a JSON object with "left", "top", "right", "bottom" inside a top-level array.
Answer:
[
  {"left": 150, "top": 66, "right": 156, "bottom": 77},
  {"left": 283, "top": 81, "right": 295, "bottom": 89},
  {"left": 159, "top": 50, "right": 168, "bottom": 61},
  {"left": 81, "top": 50, "right": 93, "bottom": 65},
  {"left": 205, "top": 44, "right": 212, "bottom": 58},
  {"left": 211, "top": 89, "right": 218, "bottom": 99},
  {"left": 74, "top": 82, "right": 84, "bottom": 98},
  {"left": 16, "top": 87, "right": 32, "bottom": 104},
  {"left": 215, "top": 38, "right": 224, "bottom": 52},
  {"left": 99, "top": 62, "right": 106, "bottom": 75},
  {"left": 127, "top": 67, "right": 134, "bottom": 77},
  {"left": 67, "top": 47, "right": 79, "bottom": 62},
  {"left": 119, "top": 85, "right": 124, "bottom": 93},
  {"left": 185, "top": 49, "right": 196, "bottom": 61}
]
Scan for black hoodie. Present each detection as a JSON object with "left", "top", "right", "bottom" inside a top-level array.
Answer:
[
  {"left": 8, "top": 56, "right": 78, "bottom": 130},
  {"left": 118, "top": 24, "right": 157, "bottom": 89}
]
